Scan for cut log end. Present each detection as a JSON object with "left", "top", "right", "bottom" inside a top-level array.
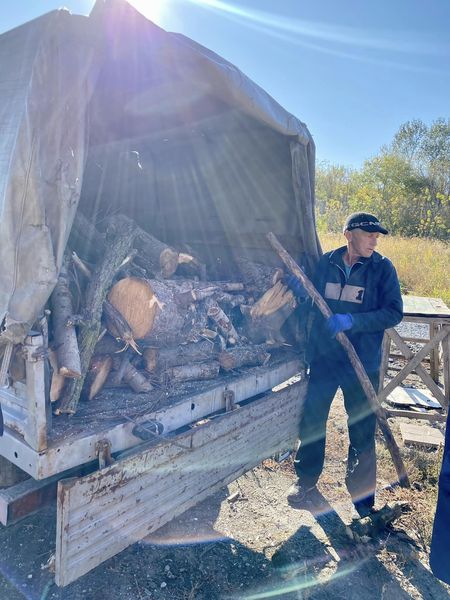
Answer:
[{"left": 108, "top": 277, "right": 160, "bottom": 340}]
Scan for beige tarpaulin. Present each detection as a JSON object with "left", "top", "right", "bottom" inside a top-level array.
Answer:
[{"left": 0, "top": 0, "right": 319, "bottom": 345}]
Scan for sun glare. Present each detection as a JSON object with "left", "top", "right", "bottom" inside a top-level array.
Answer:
[{"left": 127, "top": 0, "right": 167, "bottom": 25}]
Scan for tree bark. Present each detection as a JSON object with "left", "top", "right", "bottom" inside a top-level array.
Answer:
[
  {"left": 163, "top": 361, "right": 220, "bottom": 383},
  {"left": 50, "top": 253, "right": 82, "bottom": 378},
  {"left": 103, "top": 299, "right": 140, "bottom": 354},
  {"left": 107, "top": 277, "right": 220, "bottom": 347},
  {"left": 218, "top": 345, "right": 271, "bottom": 371},
  {"left": 112, "top": 356, "right": 153, "bottom": 392},
  {"left": 58, "top": 216, "right": 138, "bottom": 414},
  {"left": 206, "top": 299, "right": 239, "bottom": 345},
  {"left": 144, "top": 340, "right": 216, "bottom": 373}
]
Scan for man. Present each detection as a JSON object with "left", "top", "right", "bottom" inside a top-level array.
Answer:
[{"left": 286, "top": 212, "right": 403, "bottom": 517}]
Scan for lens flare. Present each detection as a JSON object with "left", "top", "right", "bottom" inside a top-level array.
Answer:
[{"left": 127, "top": 0, "right": 168, "bottom": 24}]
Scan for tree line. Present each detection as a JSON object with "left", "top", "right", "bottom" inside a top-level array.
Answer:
[{"left": 315, "top": 118, "right": 450, "bottom": 240}]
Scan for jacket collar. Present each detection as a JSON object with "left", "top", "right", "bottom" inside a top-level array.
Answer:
[{"left": 328, "top": 245, "right": 383, "bottom": 267}]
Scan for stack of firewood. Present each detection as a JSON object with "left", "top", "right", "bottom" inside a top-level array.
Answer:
[{"left": 48, "top": 211, "right": 299, "bottom": 415}]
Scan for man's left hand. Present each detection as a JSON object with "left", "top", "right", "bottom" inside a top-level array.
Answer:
[{"left": 325, "top": 313, "right": 353, "bottom": 338}]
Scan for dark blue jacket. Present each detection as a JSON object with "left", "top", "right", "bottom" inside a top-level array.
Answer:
[
  {"left": 307, "top": 246, "right": 403, "bottom": 372},
  {"left": 430, "top": 409, "right": 450, "bottom": 584}
]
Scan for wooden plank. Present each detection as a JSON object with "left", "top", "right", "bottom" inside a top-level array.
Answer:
[
  {"left": 55, "top": 379, "right": 307, "bottom": 586},
  {"left": 430, "top": 323, "right": 440, "bottom": 383},
  {"left": 387, "top": 387, "right": 442, "bottom": 410},
  {"left": 386, "top": 408, "right": 446, "bottom": 423},
  {"left": 402, "top": 296, "right": 450, "bottom": 318},
  {"left": 399, "top": 422, "right": 444, "bottom": 448}
]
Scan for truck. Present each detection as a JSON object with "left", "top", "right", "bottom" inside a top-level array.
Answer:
[{"left": 0, "top": 0, "right": 320, "bottom": 586}]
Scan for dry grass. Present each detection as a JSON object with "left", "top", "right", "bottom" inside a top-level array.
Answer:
[
  {"left": 320, "top": 233, "right": 450, "bottom": 306},
  {"left": 377, "top": 442, "right": 442, "bottom": 548}
]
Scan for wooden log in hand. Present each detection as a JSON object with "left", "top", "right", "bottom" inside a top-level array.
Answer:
[{"left": 266, "top": 231, "right": 410, "bottom": 488}]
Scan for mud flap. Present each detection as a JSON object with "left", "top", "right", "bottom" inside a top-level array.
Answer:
[{"left": 55, "top": 378, "right": 307, "bottom": 586}]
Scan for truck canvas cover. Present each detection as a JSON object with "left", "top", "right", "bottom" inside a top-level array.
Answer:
[{"left": 0, "top": 0, "right": 319, "bottom": 346}]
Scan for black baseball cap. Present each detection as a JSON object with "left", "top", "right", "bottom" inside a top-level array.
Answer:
[{"left": 343, "top": 212, "right": 388, "bottom": 235}]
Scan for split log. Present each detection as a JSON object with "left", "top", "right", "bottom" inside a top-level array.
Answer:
[
  {"left": 50, "top": 253, "right": 82, "bottom": 379},
  {"left": 218, "top": 345, "right": 271, "bottom": 371},
  {"left": 162, "top": 361, "right": 220, "bottom": 383},
  {"left": 242, "top": 281, "right": 297, "bottom": 344},
  {"left": 85, "top": 355, "right": 113, "bottom": 401},
  {"left": 206, "top": 299, "right": 239, "bottom": 345},
  {"left": 58, "top": 216, "right": 138, "bottom": 414},
  {"left": 144, "top": 340, "right": 216, "bottom": 373}
]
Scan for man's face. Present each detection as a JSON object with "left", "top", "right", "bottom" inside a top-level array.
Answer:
[{"left": 345, "top": 229, "right": 380, "bottom": 258}]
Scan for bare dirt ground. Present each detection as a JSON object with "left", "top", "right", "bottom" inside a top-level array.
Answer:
[{"left": 0, "top": 388, "right": 448, "bottom": 600}]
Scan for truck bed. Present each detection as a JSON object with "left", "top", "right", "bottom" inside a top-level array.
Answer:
[{"left": 0, "top": 349, "right": 303, "bottom": 479}]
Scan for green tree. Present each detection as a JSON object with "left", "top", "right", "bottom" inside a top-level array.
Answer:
[
  {"left": 314, "top": 118, "right": 450, "bottom": 239},
  {"left": 390, "top": 118, "right": 450, "bottom": 238},
  {"left": 315, "top": 161, "right": 357, "bottom": 232}
]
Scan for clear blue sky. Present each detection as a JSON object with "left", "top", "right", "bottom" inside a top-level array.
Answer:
[{"left": 2, "top": 0, "right": 449, "bottom": 168}]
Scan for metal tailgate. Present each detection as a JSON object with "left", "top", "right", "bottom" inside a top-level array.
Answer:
[{"left": 55, "top": 377, "right": 307, "bottom": 586}]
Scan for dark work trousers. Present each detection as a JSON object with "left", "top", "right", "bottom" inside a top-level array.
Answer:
[
  {"left": 294, "top": 356, "right": 378, "bottom": 512},
  {"left": 430, "top": 409, "right": 450, "bottom": 584}
]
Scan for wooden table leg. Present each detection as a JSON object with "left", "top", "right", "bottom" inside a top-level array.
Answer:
[{"left": 430, "top": 322, "right": 440, "bottom": 384}]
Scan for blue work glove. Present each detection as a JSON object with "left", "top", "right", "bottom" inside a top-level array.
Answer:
[
  {"left": 325, "top": 313, "right": 353, "bottom": 338},
  {"left": 284, "top": 274, "right": 308, "bottom": 301}
]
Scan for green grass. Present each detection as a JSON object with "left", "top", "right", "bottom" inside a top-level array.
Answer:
[{"left": 319, "top": 233, "right": 450, "bottom": 306}]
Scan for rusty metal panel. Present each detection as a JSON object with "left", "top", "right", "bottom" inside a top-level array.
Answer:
[{"left": 55, "top": 379, "right": 307, "bottom": 586}]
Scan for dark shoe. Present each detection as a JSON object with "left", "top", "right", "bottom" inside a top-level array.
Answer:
[{"left": 287, "top": 481, "right": 316, "bottom": 507}]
